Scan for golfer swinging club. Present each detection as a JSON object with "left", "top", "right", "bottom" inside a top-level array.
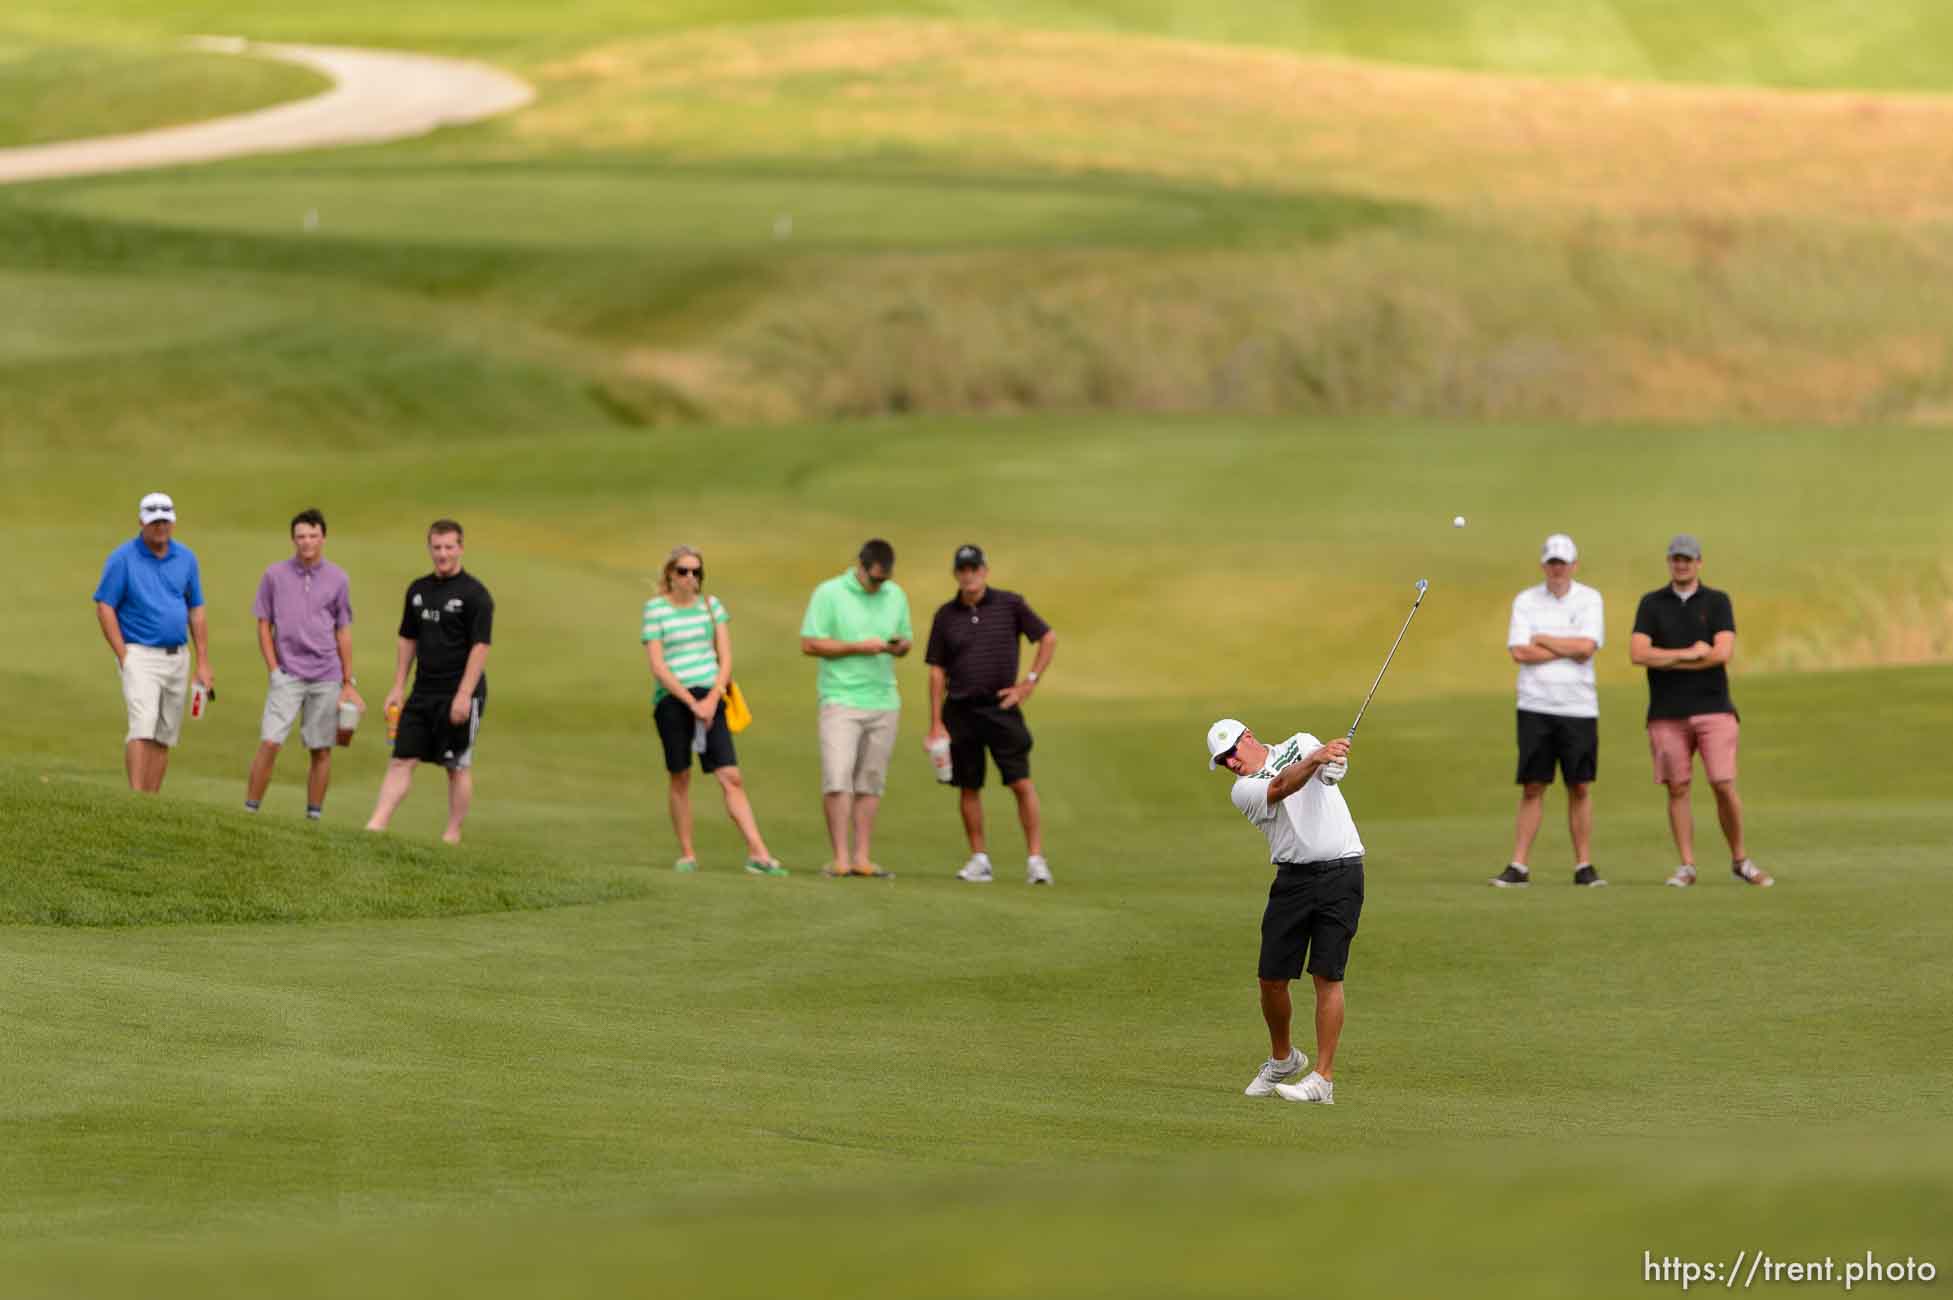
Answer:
[{"left": 1208, "top": 718, "right": 1362, "bottom": 1105}]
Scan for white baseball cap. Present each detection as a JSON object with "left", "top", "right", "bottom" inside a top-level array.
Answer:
[
  {"left": 138, "top": 492, "right": 177, "bottom": 524},
  {"left": 1206, "top": 718, "right": 1247, "bottom": 770},
  {"left": 1541, "top": 533, "right": 1577, "bottom": 563}
]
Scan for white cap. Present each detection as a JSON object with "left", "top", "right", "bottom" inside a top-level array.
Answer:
[
  {"left": 1206, "top": 718, "right": 1247, "bottom": 770},
  {"left": 139, "top": 492, "right": 177, "bottom": 524},
  {"left": 1541, "top": 533, "right": 1577, "bottom": 564}
]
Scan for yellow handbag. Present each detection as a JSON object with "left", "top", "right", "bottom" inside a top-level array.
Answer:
[{"left": 724, "top": 681, "right": 753, "bottom": 733}]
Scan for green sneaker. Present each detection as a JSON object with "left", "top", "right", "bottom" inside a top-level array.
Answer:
[
  {"left": 674, "top": 857, "right": 697, "bottom": 873},
  {"left": 745, "top": 858, "right": 789, "bottom": 878}
]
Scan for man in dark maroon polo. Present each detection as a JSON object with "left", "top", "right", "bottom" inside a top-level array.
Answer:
[{"left": 925, "top": 545, "right": 1058, "bottom": 885}]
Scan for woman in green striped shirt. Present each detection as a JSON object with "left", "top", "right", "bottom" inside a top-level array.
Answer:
[{"left": 642, "top": 545, "right": 785, "bottom": 876}]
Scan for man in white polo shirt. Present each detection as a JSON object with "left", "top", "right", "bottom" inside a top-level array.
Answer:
[
  {"left": 1209, "top": 719, "right": 1360, "bottom": 1106},
  {"left": 1491, "top": 533, "right": 1606, "bottom": 888}
]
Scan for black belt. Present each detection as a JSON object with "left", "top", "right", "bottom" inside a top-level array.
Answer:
[
  {"left": 135, "top": 643, "right": 185, "bottom": 655},
  {"left": 1274, "top": 855, "right": 1363, "bottom": 875}
]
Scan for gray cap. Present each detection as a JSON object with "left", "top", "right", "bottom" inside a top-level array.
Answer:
[{"left": 1666, "top": 534, "right": 1702, "bottom": 560}]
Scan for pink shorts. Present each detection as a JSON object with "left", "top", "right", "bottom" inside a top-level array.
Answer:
[{"left": 1646, "top": 713, "right": 1739, "bottom": 785}]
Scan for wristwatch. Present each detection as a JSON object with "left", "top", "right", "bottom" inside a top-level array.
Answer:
[{"left": 1026, "top": 671, "right": 1040, "bottom": 684}]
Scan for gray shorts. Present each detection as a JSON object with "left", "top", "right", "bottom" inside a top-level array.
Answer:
[
  {"left": 818, "top": 705, "right": 899, "bottom": 796},
  {"left": 262, "top": 669, "right": 341, "bottom": 750}
]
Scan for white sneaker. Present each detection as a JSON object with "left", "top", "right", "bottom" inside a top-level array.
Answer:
[
  {"left": 1274, "top": 1071, "right": 1335, "bottom": 1105},
  {"left": 956, "top": 854, "right": 993, "bottom": 883},
  {"left": 1026, "top": 855, "right": 1052, "bottom": 885},
  {"left": 1732, "top": 858, "right": 1775, "bottom": 887},
  {"left": 1244, "top": 1049, "right": 1307, "bottom": 1097},
  {"left": 1665, "top": 864, "right": 1697, "bottom": 888}
]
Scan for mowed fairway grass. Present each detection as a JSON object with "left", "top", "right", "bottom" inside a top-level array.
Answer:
[
  {"left": 5, "top": 0, "right": 1953, "bottom": 1295},
  {"left": 5, "top": 419, "right": 1952, "bottom": 1297}
]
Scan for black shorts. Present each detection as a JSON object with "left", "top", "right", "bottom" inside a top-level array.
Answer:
[
  {"left": 1515, "top": 710, "right": 1598, "bottom": 786},
  {"left": 943, "top": 698, "right": 1033, "bottom": 789},
  {"left": 394, "top": 690, "right": 483, "bottom": 770},
  {"left": 1258, "top": 857, "right": 1364, "bottom": 983},
  {"left": 654, "top": 687, "right": 737, "bottom": 774}
]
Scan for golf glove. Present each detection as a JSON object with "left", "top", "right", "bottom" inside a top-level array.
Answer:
[{"left": 1319, "top": 759, "right": 1348, "bottom": 785}]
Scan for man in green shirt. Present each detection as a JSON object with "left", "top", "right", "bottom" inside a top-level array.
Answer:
[{"left": 800, "top": 539, "right": 912, "bottom": 877}]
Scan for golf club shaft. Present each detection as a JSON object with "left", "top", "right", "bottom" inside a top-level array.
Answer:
[{"left": 1346, "top": 584, "right": 1428, "bottom": 743}]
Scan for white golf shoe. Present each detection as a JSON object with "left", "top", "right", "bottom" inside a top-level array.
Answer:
[
  {"left": 1026, "top": 855, "right": 1052, "bottom": 885},
  {"left": 1244, "top": 1050, "right": 1307, "bottom": 1097},
  {"left": 1665, "top": 864, "right": 1697, "bottom": 887},
  {"left": 1274, "top": 1071, "right": 1335, "bottom": 1105},
  {"left": 956, "top": 854, "right": 993, "bottom": 883}
]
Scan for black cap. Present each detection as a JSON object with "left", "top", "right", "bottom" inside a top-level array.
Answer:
[{"left": 953, "top": 544, "right": 985, "bottom": 570}]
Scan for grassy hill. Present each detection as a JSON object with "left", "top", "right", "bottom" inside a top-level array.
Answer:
[
  {"left": 6, "top": 416, "right": 1952, "bottom": 1293},
  {"left": 7, "top": 2, "right": 1953, "bottom": 1294},
  {"left": 26, "top": 0, "right": 1953, "bottom": 89},
  {"left": 10, "top": 6, "right": 1953, "bottom": 426}
]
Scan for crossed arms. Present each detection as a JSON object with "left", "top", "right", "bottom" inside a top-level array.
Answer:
[{"left": 1629, "top": 631, "right": 1734, "bottom": 671}]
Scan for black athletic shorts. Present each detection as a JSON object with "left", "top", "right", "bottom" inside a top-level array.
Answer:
[
  {"left": 654, "top": 687, "right": 737, "bottom": 774},
  {"left": 394, "top": 690, "right": 483, "bottom": 770},
  {"left": 1515, "top": 709, "right": 1598, "bottom": 786},
  {"left": 943, "top": 698, "right": 1033, "bottom": 789},
  {"left": 1258, "top": 856, "right": 1364, "bottom": 983}
]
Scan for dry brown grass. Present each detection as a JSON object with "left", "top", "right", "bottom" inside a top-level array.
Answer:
[
  {"left": 523, "top": 19, "right": 1953, "bottom": 223},
  {"left": 474, "top": 20, "right": 1953, "bottom": 438}
]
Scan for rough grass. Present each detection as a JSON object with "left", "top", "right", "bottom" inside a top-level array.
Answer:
[
  {"left": 9, "top": 177, "right": 1953, "bottom": 428},
  {"left": 30, "top": 0, "right": 1953, "bottom": 93},
  {"left": 521, "top": 20, "right": 1953, "bottom": 223},
  {"left": 15, "top": 16, "right": 1953, "bottom": 427}
]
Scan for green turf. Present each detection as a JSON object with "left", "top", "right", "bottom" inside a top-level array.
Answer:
[
  {"left": 34, "top": 166, "right": 1394, "bottom": 252},
  {"left": 5, "top": 415, "right": 1952, "bottom": 1293},
  {"left": 25, "top": 0, "right": 1953, "bottom": 90},
  {"left": 7, "top": 3, "right": 1953, "bottom": 1294},
  {"left": 0, "top": 40, "right": 328, "bottom": 148}
]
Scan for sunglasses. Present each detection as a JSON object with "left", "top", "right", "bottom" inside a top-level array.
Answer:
[
  {"left": 673, "top": 565, "right": 703, "bottom": 579},
  {"left": 1215, "top": 743, "right": 1241, "bottom": 768}
]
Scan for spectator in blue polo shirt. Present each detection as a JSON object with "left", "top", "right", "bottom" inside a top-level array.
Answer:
[{"left": 93, "top": 492, "right": 214, "bottom": 792}]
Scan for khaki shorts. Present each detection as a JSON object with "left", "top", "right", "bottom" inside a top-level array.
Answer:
[
  {"left": 819, "top": 705, "right": 899, "bottom": 796},
  {"left": 121, "top": 643, "right": 190, "bottom": 746},
  {"left": 1647, "top": 713, "right": 1739, "bottom": 785},
  {"left": 262, "top": 669, "right": 342, "bottom": 750}
]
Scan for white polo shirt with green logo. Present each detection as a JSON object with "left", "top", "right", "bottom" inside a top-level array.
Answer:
[
  {"left": 800, "top": 570, "right": 912, "bottom": 711},
  {"left": 1230, "top": 732, "right": 1365, "bottom": 864}
]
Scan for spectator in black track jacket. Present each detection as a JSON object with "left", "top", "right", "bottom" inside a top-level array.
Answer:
[{"left": 364, "top": 519, "right": 494, "bottom": 844}]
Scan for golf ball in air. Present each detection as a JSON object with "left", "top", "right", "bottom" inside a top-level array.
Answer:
[{"left": 1452, "top": 515, "right": 1467, "bottom": 528}]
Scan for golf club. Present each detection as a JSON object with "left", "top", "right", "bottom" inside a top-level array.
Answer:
[{"left": 1346, "top": 578, "right": 1430, "bottom": 743}]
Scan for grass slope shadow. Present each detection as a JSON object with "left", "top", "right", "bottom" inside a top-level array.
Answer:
[{"left": 0, "top": 765, "right": 647, "bottom": 926}]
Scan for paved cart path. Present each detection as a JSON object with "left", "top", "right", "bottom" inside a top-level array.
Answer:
[{"left": 0, "top": 37, "right": 533, "bottom": 185}]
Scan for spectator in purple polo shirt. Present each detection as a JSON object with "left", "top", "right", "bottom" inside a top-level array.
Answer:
[
  {"left": 245, "top": 509, "right": 363, "bottom": 820},
  {"left": 93, "top": 491, "right": 212, "bottom": 793}
]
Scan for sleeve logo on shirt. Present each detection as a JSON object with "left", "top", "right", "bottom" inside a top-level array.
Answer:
[{"left": 1255, "top": 739, "right": 1303, "bottom": 779}]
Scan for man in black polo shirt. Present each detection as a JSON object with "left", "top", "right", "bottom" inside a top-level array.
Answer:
[
  {"left": 364, "top": 519, "right": 494, "bottom": 844},
  {"left": 1628, "top": 534, "right": 1772, "bottom": 887},
  {"left": 925, "top": 545, "right": 1058, "bottom": 885}
]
